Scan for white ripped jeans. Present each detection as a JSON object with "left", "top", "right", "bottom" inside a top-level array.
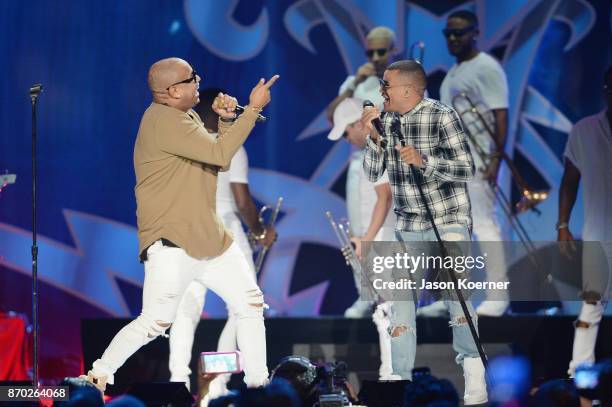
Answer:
[
  {"left": 90, "top": 240, "right": 268, "bottom": 388},
  {"left": 469, "top": 179, "right": 508, "bottom": 301},
  {"left": 568, "top": 241, "right": 612, "bottom": 376},
  {"left": 169, "top": 210, "right": 256, "bottom": 397}
]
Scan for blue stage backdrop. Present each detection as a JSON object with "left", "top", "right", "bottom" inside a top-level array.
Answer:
[{"left": 0, "top": 0, "right": 610, "bottom": 381}]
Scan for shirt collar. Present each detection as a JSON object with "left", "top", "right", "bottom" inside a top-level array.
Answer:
[{"left": 399, "top": 98, "right": 427, "bottom": 118}]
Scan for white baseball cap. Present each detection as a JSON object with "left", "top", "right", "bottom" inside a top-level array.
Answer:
[{"left": 327, "top": 98, "right": 364, "bottom": 141}]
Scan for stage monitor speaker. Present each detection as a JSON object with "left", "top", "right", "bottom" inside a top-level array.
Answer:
[
  {"left": 125, "top": 382, "right": 192, "bottom": 407},
  {"left": 358, "top": 379, "right": 411, "bottom": 407}
]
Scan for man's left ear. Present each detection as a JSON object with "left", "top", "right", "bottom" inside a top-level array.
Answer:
[{"left": 167, "top": 87, "right": 180, "bottom": 100}]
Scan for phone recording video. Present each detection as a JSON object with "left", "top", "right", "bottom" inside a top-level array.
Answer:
[{"left": 200, "top": 351, "right": 243, "bottom": 374}]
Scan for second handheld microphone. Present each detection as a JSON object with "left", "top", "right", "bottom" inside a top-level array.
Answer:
[
  {"left": 235, "top": 105, "right": 267, "bottom": 123},
  {"left": 362, "top": 100, "right": 387, "bottom": 148}
]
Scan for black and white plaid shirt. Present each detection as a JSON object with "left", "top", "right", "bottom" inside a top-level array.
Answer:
[{"left": 363, "top": 98, "right": 475, "bottom": 232}]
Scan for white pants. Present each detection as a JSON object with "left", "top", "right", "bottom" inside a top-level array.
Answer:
[
  {"left": 469, "top": 179, "right": 508, "bottom": 301},
  {"left": 358, "top": 226, "right": 395, "bottom": 380},
  {"left": 568, "top": 242, "right": 612, "bottom": 375},
  {"left": 373, "top": 302, "right": 397, "bottom": 380},
  {"left": 169, "top": 211, "right": 256, "bottom": 396},
  {"left": 90, "top": 240, "right": 267, "bottom": 388}
]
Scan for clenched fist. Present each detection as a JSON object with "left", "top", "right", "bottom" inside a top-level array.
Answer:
[
  {"left": 211, "top": 93, "right": 238, "bottom": 119},
  {"left": 395, "top": 145, "right": 424, "bottom": 167}
]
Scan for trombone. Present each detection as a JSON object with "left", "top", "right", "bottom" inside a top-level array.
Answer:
[
  {"left": 451, "top": 92, "right": 548, "bottom": 255},
  {"left": 408, "top": 41, "right": 425, "bottom": 64}
]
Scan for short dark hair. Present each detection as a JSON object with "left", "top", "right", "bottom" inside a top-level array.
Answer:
[
  {"left": 387, "top": 60, "right": 427, "bottom": 91},
  {"left": 55, "top": 377, "right": 104, "bottom": 407},
  {"left": 448, "top": 10, "right": 479, "bottom": 27},
  {"left": 404, "top": 375, "right": 460, "bottom": 407},
  {"left": 531, "top": 379, "right": 580, "bottom": 407}
]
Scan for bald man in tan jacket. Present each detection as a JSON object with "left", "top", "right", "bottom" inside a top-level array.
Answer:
[{"left": 82, "top": 57, "right": 279, "bottom": 392}]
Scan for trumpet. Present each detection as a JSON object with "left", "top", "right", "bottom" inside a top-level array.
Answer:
[
  {"left": 325, "top": 211, "right": 360, "bottom": 269},
  {"left": 325, "top": 211, "right": 383, "bottom": 303},
  {"left": 253, "top": 197, "right": 283, "bottom": 274},
  {"left": 452, "top": 92, "right": 548, "bottom": 254},
  {"left": 326, "top": 211, "right": 384, "bottom": 303},
  {"left": 408, "top": 41, "right": 425, "bottom": 64}
]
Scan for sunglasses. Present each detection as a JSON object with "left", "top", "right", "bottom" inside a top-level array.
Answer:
[
  {"left": 365, "top": 48, "right": 388, "bottom": 58},
  {"left": 442, "top": 25, "right": 476, "bottom": 38},
  {"left": 166, "top": 64, "right": 199, "bottom": 90},
  {"left": 378, "top": 78, "right": 411, "bottom": 91}
]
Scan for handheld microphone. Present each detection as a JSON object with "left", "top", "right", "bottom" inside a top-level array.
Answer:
[
  {"left": 235, "top": 105, "right": 267, "bottom": 123},
  {"left": 362, "top": 100, "right": 386, "bottom": 148}
]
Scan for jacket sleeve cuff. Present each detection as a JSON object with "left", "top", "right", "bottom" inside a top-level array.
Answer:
[
  {"left": 422, "top": 154, "right": 437, "bottom": 178},
  {"left": 218, "top": 106, "right": 261, "bottom": 132}
]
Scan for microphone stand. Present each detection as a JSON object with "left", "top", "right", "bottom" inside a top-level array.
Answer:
[
  {"left": 395, "top": 129, "right": 488, "bottom": 370},
  {"left": 29, "top": 84, "right": 43, "bottom": 386}
]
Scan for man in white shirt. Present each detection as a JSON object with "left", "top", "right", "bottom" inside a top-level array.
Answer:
[
  {"left": 168, "top": 88, "right": 276, "bottom": 399},
  {"left": 438, "top": 9, "right": 510, "bottom": 317},
  {"left": 328, "top": 97, "right": 397, "bottom": 380},
  {"left": 326, "top": 26, "right": 396, "bottom": 123},
  {"left": 558, "top": 67, "right": 612, "bottom": 376}
]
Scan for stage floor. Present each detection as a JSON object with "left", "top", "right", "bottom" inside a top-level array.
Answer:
[{"left": 82, "top": 315, "right": 612, "bottom": 396}]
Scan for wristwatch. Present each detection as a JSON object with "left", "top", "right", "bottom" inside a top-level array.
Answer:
[
  {"left": 220, "top": 115, "right": 236, "bottom": 123},
  {"left": 555, "top": 222, "right": 569, "bottom": 230}
]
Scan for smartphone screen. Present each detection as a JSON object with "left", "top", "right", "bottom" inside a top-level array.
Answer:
[{"left": 200, "top": 351, "right": 242, "bottom": 374}]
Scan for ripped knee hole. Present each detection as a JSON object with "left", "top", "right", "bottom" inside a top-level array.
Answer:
[
  {"left": 575, "top": 320, "right": 592, "bottom": 329},
  {"left": 247, "top": 289, "right": 264, "bottom": 308},
  {"left": 449, "top": 316, "right": 469, "bottom": 327},
  {"left": 390, "top": 325, "right": 413, "bottom": 338},
  {"left": 147, "top": 320, "right": 171, "bottom": 338}
]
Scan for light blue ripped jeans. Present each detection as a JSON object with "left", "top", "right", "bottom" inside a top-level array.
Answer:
[{"left": 390, "top": 224, "right": 480, "bottom": 380}]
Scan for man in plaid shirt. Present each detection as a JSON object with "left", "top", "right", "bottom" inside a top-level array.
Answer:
[{"left": 362, "top": 60, "right": 487, "bottom": 405}]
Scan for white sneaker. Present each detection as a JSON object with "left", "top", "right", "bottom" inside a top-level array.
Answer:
[
  {"left": 416, "top": 301, "right": 448, "bottom": 317},
  {"left": 476, "top": 300, "right": 509, "bottom": 316},
  {"left": 344, "top": 300, "right": 373, "bottom": 318},
  {"left": 379, "top": 374, "right": 402, "bottom": 381},
  {"left": 463, "top": 357, "right": 488, "bottom": 405}
]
